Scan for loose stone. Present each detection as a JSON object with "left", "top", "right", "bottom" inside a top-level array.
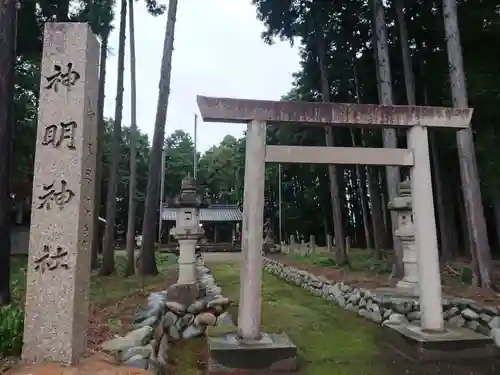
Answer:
[
  {"left": 461, "top": 308, "right": 479, "bottom": 320},
  {"left": 123, "top": 354, "right": 149, "bottom": 370},
  {"left": 195, "top": 312, "right": 217, "bottom": 326},
  {"left": 165, "top": 301, "right": 186, "bottom": 314},
  {"left": 384, "top": 313, "right": 408, "bottom": 326},
  {"left": 161, "top": 311, "right": 178, "bottom": 329},
  {"left": 133, "top": 315, "right": 158, "bottom": 329},
  {"left": 122, "top": 345, "right": 153, "bottom": 362}
]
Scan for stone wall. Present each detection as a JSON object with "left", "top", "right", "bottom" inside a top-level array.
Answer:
[
  {"left": 263, "top": 258, "right": 500, "bottom": 346},
  {"left": 100, "top": 257, "right": 230, "bottom": 374}
]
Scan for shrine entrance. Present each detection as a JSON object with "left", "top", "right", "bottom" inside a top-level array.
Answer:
[{"left": 196, "top": 95, "right": 471, "bottom": 340}]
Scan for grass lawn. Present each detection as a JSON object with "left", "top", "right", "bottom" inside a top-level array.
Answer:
[
  {"left": 210, "top": 262, "right": 391, "bottom": 375},
  {"left": 9, "top": 253, "right": 177, "bottom": 304}
]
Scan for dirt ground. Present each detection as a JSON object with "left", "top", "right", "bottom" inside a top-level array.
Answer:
[
  {"left": 85, "top": 270, "right": 179, "bottom": 353},
  {"left": 84, "top": 268, "right": 211, "bottom": 375}
]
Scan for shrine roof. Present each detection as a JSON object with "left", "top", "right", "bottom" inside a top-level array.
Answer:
[
  {"left": 197, "top": 95, "right": 472, "bottom": 129},
  {"left": 162, "top": 205, "right": 242, "bottom": 222}
]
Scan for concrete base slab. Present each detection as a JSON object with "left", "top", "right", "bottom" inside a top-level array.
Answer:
[
  {"left": 384, "top": 322, "right": 498, "bottom": 362},
  {"left": 208, "top": 332, "right": 298, "bottom": 374}
]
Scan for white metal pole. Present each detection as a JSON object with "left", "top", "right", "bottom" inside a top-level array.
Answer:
[
  {"left": 158, "top": 146, "right": 166, "bottom": 243},
  {"left": 193, "top": 113, "right": 198, "bottom": 179}
]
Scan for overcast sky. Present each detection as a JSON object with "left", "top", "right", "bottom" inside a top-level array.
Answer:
[{"left": 103, "top": 0, "right": 300, "bottom": 153}]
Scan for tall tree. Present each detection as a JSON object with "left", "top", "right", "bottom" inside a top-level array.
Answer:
[
  {"left": 372, "top": 0, "right": 403, "bottom": 276},
  {"left": 251, "top": 0, "right": 349, "bottom": 261},
  {"left": 125, "top": 0, "right": 138, "bottom": 276},
  {"left": 395, "top": 0, "right": 453, "bottom": 262},
  {"left": 351, "top": 67, "right": 372, "bottom": 250},
  {"left": 138, "top": 0, "right": 179, "bottom": 275},
  {"left": 88, "top": 0, "right": 115, "bottom": 270},
  {"left": 0, "top": 0, "right": 18, "bottom": 305},
  {"left": 442, "top": 0, "right": 493, "bottom": 288},
  {"left": 317, "top": 36, "right": 346, "bottom": 263},
  {"left": 101, "top": 0, "right": 127, "bottom": 275},
  {"left": 91, "top": 32, "right": 109, "bottom": 269}
]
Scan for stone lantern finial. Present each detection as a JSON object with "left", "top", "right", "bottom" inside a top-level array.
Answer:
[
  {"left": 181, "top": 173, "right": 196, "bottom": 190},
  {"left": 173, "top": 173, "right": 204, "bottom": 208}
]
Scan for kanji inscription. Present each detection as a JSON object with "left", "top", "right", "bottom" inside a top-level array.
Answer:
[
  {"left": 81, "top": 224, "right": 90, "bottom": 246},
  {"left": 37, "top": 180, "right": 75, "bottom": 210},
  {"left": 33, "top": 245, "right": 70, "bottom": 272},
  {"left": 41, "top": 121, "right": 78, "bottom": 149},
  {"left": 44, "top": 63, "right": 81, "bottom": 92},
  {"left": 84, "top": 197, "right": 92, "bottom": 216},
  {"left": 84, "top": 141, "right": 94, "bottom": 183},
  {"left": 87, "top": 107, "right": 96, "bottom": 121},
  {"left": 84, "top": 168, "right": 93, "bottom": 183}
]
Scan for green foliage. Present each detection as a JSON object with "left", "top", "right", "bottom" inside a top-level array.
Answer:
[
  {"left": 198, "top": 135, "right": 245, "bottom": 204},
  {"left": 164, "top": 130, "right": 196, "bottom": 198},
  {"left": 0, "top": 303, "right": 24, "bottom": 357},
  {"left": 100, "top": 118, "right": 150, "bottom": 238},
  {"left": 248, "top": 0, "right": 500, "bottom": 254},
  {"left": 9, "top": 0, "right": 500, "bottom": 272},
  {"left": 461, "top": 267, "right": 474, "bottom": 285}
]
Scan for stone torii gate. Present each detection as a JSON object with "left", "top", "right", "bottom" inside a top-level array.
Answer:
[{"left": 197, "top": 95, "right": 472, "bottom": 338}]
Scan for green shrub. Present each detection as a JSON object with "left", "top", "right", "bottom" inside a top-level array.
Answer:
[{"left": 0, "top": 303, "right": 24, "bottom": 357}]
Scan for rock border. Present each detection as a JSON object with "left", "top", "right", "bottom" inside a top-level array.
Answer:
[
  {"left": 263, "top": 257, "right": 500, "bottom": 346},
  {"left": 100, "top": 254, "right": 230, "bottom": 374}
]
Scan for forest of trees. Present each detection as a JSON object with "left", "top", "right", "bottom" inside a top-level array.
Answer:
[{"left": 1, "top": 0, "right": 500, "bottom": 304}]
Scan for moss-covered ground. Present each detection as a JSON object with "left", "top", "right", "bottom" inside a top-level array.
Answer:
[{"left": 210, "top": 262, "right": 391, "bottom": 375}]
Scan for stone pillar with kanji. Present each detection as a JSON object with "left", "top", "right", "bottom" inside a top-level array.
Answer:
[{"left": 22, "top": 23, "right": 99, "bottom": 365}]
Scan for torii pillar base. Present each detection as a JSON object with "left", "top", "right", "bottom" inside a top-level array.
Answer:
[
  {"left": 208, "top": 332, "right": 298, "bottom": 374},
  {"left": 384, "top": 323, "right": 499, "bottom": 363}
]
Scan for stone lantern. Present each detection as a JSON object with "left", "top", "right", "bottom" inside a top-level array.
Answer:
[
  {"left": 170, "top": 174, "right": 205, "bottom": 286},
  {"left": 388, "top": 177, "right": 419, "bottom": 293},
  {"left": 262, "top": 218, "right": 276, "bottom": 254}
]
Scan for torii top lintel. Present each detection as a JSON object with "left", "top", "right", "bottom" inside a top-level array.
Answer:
[{"left": 196, "top": 95, "right": 472, "bottom": 129}]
